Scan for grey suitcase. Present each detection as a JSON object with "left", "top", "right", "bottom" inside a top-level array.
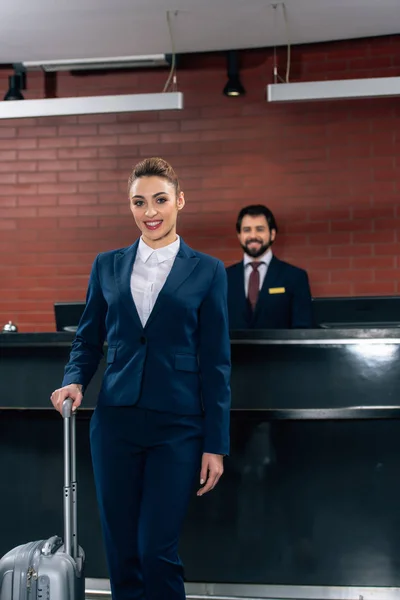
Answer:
[{"left": 0, "top": 398, "right": 85, "bottom": 599}]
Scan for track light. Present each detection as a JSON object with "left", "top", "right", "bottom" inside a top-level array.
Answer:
[
  {"left": 223, "top": 51, "right": 245, "bottom": 97},
  {"left": 4, "top": 65, "right": 26, "bottom": 101}
]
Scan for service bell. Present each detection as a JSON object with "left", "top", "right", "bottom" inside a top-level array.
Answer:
[{"left": 2, "top": 320, "right": 18, "bottom": 333}]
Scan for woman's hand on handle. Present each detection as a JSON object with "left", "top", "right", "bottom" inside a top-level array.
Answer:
[
  {"left": 50, "top": 384, "right": 83, "bottom": 415},
  {"left": 197, "top": 453, "right": 224, "bottom": 496}
]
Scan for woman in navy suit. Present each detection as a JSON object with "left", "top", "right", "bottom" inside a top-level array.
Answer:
[{"left": 51, "top": 157, "right": 231, "bottom": 600}]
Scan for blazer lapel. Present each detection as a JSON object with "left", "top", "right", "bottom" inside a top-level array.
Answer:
[
  {"left": 253, "top": 256, "right": 283, "bottom": 321},
  {"left": 144, "top": 240, "right": 200, "bottom": 330},
  {"left": 114, "top": 240, "right": 143, "bottom": 330}
]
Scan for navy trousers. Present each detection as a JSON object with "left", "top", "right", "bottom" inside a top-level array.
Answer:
[{"left": 90, "top": 405, "right": 204, "bottom": 600}]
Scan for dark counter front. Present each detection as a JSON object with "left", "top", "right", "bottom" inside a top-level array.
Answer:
[
  {"left": 1, "top": 329, "right": 400, "bottom": 596},
  {"left": 0, "top": 332, "right": 101, "bottom": 410},
  {"left": 2, "top": 328, "right": 400, "bottom": 413}
]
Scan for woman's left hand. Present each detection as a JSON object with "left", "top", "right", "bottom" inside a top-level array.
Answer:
[{"left": 197, "top": 453, "right": 224, "bottom": 496}]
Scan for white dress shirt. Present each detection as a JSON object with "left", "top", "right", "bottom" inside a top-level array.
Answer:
[
  {"left": 131, "top": 236, "right": 180, "bottom": 327},
  {"left": 244, "top": 249, "right": 273, "bottom": 297}
]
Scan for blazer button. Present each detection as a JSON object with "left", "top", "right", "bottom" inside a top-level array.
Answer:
[{"left": 140, "top": 336, "right": 146, "bottom": 345}]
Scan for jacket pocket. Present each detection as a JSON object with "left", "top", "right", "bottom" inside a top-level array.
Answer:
[
  {"left": 175, "top": 354, "right": 199, "bottom": 373},
  {"left": 106, "top": 346, "right": 117, "bottom": 364}
]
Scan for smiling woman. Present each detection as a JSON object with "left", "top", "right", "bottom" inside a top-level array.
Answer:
[
  {"left": 128, "top": 157, "right": 185, "bottom": 249},
  {"left": 50, "top": 156, "right": 232, "bottom": 600}
]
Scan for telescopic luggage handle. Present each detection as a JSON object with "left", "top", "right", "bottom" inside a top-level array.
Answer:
[{"left": 62, "top": 398, "right": 78, "bottom": 560}]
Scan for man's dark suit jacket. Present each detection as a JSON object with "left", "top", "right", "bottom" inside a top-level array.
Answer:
[{"left": 226, "top": 255, "right": 313, "bottom": 329}]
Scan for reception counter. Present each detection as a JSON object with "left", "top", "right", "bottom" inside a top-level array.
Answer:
[{"left": 1, "top": 329, "right": 400, "bottom": 600}]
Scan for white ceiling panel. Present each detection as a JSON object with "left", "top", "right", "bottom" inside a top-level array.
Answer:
[{"left": 0, "top": 0, "right": 399, "bottom": 63}]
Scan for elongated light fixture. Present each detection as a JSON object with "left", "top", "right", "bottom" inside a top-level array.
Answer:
[
  {"left": 0, "top": 91, "right": 183, "bottom": 119},
  {"left": 267, "top": 76, "right": 400, "bottom": 103},
  {"left": 22, "top": 55, "right": 171, "bottom": 72}
]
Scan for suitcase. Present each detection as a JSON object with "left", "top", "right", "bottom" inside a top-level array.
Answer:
[{"left": 0, "top": 398, "right": 85, "bottom": 599}]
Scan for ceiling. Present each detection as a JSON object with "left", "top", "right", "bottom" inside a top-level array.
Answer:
[{"left": 1, "top": 0, "right": 400, "bottom": 64}]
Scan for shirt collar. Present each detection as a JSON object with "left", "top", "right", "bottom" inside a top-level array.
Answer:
[
  {"left": 138, "top": 235, "right": 180, "bottom": 264},
  {"left": 244, "top": 248, "right": 273, "bottom": 268}
]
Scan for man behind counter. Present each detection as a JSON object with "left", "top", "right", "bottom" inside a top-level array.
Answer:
[{"left": 226, "top": 205, "right": 313, "bottom": 329}]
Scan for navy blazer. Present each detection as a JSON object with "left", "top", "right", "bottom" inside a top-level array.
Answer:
[
  {"left": 226, "top": 255, "right": 313, "bottom": 329},
  {"left": 62, "top": 239, "right": 231, "bottom": 455}
]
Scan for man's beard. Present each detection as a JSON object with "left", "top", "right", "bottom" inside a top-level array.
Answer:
[{"left": 241, "top": 239, "right": 272, "bottom": 258}]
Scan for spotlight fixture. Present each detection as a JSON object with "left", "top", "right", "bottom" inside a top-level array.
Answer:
[
  {"left": 223, "top": 50, "right": 245, "bottom": 97},
  {"left": 4, "top": 65, "right": 26, "bottom": 101}
]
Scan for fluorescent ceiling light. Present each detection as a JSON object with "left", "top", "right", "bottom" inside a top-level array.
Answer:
[
  {"left": 267, "top": 76, "right": 400, "bottom": 102},
  {"left": 23, "top": 55, "right": 170, "bottom": 72},
  {"left": 0, "top": 92, "right": 183, "bottom": 120}
]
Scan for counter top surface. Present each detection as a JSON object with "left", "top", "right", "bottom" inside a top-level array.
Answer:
[{"left": 2, "top": 328, "right": 400, "bottom": 347}]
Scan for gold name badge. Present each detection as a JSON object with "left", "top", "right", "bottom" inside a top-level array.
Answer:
[{"left": 269, "top": 287, "right": 286, "bottom": 294}]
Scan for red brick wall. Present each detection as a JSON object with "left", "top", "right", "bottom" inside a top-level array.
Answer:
[{"left": 1, "top": 35, "right": 400, "bottom": 331}]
